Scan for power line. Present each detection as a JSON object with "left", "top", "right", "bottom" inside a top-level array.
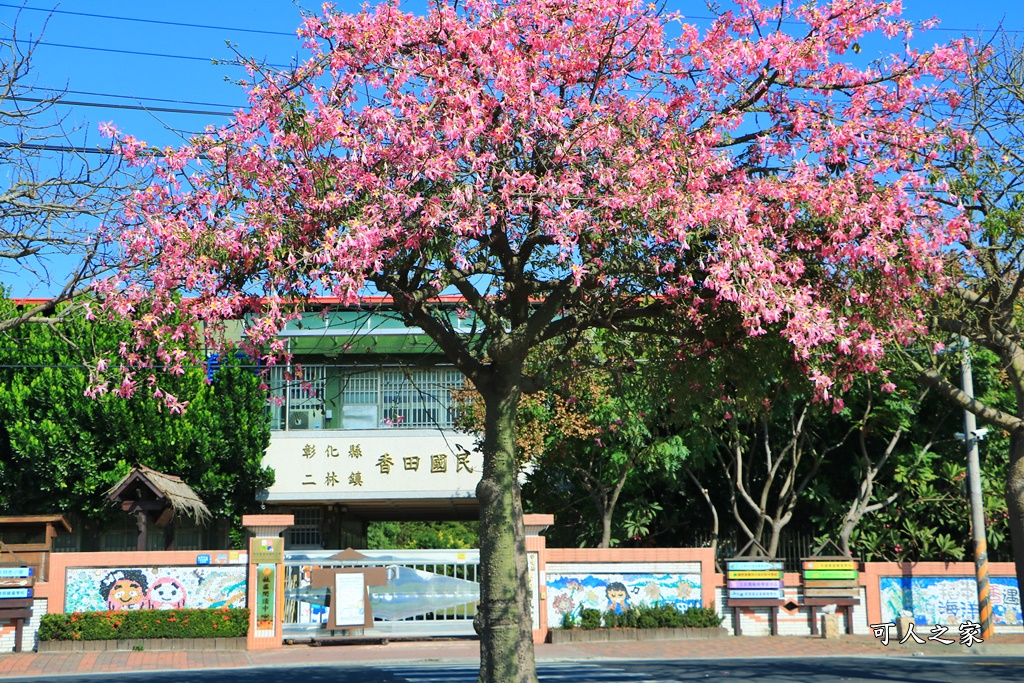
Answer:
[
  {"left": 0, "top": 2, "right": 297, "bottom": 37},
  {"left": 675, "top": 14, "right": 1024, "bottom": 35},
  {"left": 53, "top": 88, "right": 242, "bottom": 110},
  {"left": 3, "top": 1, "right": 1022, "bottom": 36},
  {"left": 0, "top": 141, "right": 205, "bottom": 157},
  {"left": 8, "top": 37, "right": 294, "bottom": 69},
  {"left": 8, "top": 96, "right": 235, "bottom": 117}
]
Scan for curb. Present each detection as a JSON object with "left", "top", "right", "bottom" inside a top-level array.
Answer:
[{"left": 967, "top": 643, "right": 1024, "bottom": 656}]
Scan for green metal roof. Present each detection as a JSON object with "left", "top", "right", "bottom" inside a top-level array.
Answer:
[{"left": 269, "top": 309, "right": 476, "bottom": 355}]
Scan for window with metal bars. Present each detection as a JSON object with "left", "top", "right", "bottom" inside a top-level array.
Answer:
[
  {"left": 267, "top": 365, "right": 328, "bottom": 431},
  {"left": 286, "top": 508, "right": 323, "bottom": 549},
  {"left": 268, "top": 365, "right": 463, "bottom": 431}
]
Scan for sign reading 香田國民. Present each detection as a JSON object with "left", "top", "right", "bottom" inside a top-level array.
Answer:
[{"left": 262, "top": 432, "right": 483, "bottom": 502}]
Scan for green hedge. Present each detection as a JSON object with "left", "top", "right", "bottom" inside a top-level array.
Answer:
[
  {"left": 37, "top": 608, "right": 249, "bottom": 641},
  {"left": 562, "top": 603, "right": 723, "bottom": 629}
]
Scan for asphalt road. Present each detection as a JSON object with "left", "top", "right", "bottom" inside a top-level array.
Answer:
[{"left": 5, "top": 657, "right": 1024, "bottom": 683}]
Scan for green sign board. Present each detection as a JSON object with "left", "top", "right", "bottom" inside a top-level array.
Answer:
[
  {"left": 803, "top": 569, "right": 857, "bottom": 580},
  {"left": 255, "top": 564, "right": 276, "bottom": 632}
]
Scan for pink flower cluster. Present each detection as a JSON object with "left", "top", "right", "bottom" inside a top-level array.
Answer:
[{"left": 93, "top": 0, "right": 972, "bottom": 400}]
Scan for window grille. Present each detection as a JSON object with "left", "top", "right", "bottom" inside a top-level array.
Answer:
[
  {"left": 268, "top": 364, "right": 328, "bottom": 430},
  {"left": 286, "top": 508, "right": 323, "bottom": 549},
  {"left": 380, "top": 368, "right": 463, "bottom": 428},
  {"left": 268, "top": 365, "right": 464, "bottom": 430}
]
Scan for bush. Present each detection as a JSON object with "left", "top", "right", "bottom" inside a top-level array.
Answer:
[
  {"left": 604, "top": 607, "right": 636, "bottom": 628},
  {"left": 679, "top": 604, "right": 723, "bottom": 628},
  {"left": 600, "top": 603, "right": 723, "bottom": 629},
  {"left": 37, "top": 608, "right": 249, "bottom": 641},
  {"left": 579, "top": 608, "right": 602, "bottom": 630},
  {"left": 649, "top": 603, "right": 684, "bottom": 628},
  {"left": 560, "top": 611, "right": 577, "bottom": 630}
]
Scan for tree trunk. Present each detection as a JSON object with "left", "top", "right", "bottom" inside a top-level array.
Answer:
[
  {"left": 600, "top": 507, "right": 613, "bottom": 549},
  {"left": 838, "top": 513, "right": 858, "bottom": 557},
  {"left": 684, "top": 466, "right": 719, "bottom": 569},
  {"left": 475, "top": 385, "right": 538, "bottom": 683},
  {"left": 1006, "top": 431, "right": 1024, "bottom": 608},
  {"left": 766, "top": 521, "right": 782, "bottom": 559}
]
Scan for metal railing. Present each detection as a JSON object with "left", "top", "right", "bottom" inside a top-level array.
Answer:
[
  {"left": 283, "top": 549, "right": 480, "bottom": 639},
  {"left": 685, "top": 530, "right": 817, "bottom": 572}
]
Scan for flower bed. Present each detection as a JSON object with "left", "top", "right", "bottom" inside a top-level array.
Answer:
[{"left": 37, "top": 608, "right": 249, "bottom": 642}]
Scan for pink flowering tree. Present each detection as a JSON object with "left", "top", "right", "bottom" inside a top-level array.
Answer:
[{"left": 95, "top": 0, "right": 971, "bottom": 679}]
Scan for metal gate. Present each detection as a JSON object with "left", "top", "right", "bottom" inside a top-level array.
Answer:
[{"left": 283, "top": 549, "right": 480, "bottom": 639}]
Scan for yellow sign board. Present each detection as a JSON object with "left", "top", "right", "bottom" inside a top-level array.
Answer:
[
  {"left": 250, "top": 537, "right": 284, "bottom": 564},
  {"left": 803, "top": 561, "right": 857, "bottom": 571}
]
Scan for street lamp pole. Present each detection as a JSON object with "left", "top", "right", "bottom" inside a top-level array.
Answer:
[{"left": 961, "top": 343, "right": 993, "bottom": 639}]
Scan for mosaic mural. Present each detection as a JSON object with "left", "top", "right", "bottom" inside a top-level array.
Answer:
[
  {"left": 546, "top": 572, "right": 701, "bottom": 625},
  {"left": 879, "top": 575, "right": 1022, "bottom": 626},
  {"left": 65, "top": 566, "right": 247, "bottom": 613}
]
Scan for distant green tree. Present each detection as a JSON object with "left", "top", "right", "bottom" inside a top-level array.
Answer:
[
  {"left": 367, "top": 521, "right": 479, "bottom": 549},
  {"left": 456, "top": 335, "right": 690, "bottom": 549},
  {"left": 0, "top": 298, "right": 273, "bottom": 545},
  {"left": 808, "top": 349, "right": 1012, "bottom": 563}
]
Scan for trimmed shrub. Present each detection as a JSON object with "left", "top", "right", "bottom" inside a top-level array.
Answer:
[
  {"left": 560, "top": 611, "right": 577, "bottom": 630},
  {"left": 603, "top": 603, "right": 723, "bottom": 629},
  {"left": 579, "top": 608, "right": 602, "bottom": 630},
  {"left": 604, "top": 607, "right": 635, "bottom": 628},
  {"left": 37, "top": 608, "right": 249, "bottom": 641},
  {"left": 679, "top": 604, "right": 723, "bottom": 628}
]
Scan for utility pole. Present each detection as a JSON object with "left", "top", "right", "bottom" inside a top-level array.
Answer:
[{"left": 961, "top": 343, "right": 993, "bottom": 639}]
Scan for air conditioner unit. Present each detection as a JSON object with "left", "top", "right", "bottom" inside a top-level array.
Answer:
[{"left": 288, "top": 409, "right": 318, "bottom": 430}]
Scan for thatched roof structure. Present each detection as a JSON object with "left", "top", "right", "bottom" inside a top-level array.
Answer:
[{"left": 107, "top": 465, "right": 211, "bottom": 524}]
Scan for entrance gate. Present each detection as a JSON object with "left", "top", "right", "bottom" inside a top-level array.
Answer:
[{"left": 283, "top": 549, "right": 480, "bottom": 639}]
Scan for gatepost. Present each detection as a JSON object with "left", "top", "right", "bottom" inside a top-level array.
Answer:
[{"left": 242, "top": 514, "right": 293, "bottom": 650}]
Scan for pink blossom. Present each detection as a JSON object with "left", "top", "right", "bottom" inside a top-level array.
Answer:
[{"left": 92, "top": 0, "right": 970, "bottom": 413}]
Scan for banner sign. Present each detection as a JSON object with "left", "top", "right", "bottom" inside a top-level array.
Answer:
[
  {"left": 0, "top": 568, "right": 33, "bottom": 579},
  {"left": 801, "top": 557, "right": 861, "bottom": 603},
  {"left": 725, "top": 559, "right": 785, "bottom": 603},
  {"left": 255, "top": 564, "right": 276, "bottom": 633}
]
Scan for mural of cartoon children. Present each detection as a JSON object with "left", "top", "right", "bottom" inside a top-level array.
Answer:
[
  {"left": 147, "top": 576, "right": 188, "bottom": 609},
  {"left": 606, "top": 581, "right": 629, "bottom": 615},
  {"left": 100, "top": 570, "right": 149, "bottom": 611}
]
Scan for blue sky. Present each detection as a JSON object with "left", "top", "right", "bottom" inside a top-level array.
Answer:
[{"left": 2, "top": 0, "right": 1022, "bottom": 296}]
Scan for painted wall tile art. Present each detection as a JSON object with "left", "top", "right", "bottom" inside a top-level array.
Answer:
[
  {"left": 65, "top": 566, "right": 247, "bottom": 612},
  {"left": 879, "top": 576, "right": 1021, "bottom": 626},
  {"left": 546, "top": 572, "right": 701, "bottom": 626}
]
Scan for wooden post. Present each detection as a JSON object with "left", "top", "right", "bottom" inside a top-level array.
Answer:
[{"left": 135, "top": 511, "right": 148, "bottom": 552}]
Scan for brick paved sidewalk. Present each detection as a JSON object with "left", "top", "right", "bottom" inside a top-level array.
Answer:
[
  {"left": 3, "top": 634, "right": 1023, "bottom": 678},
  {"left": 0, "top": 650, "right": 251, "bottom": 679}
]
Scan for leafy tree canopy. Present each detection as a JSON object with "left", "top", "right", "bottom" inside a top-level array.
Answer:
[{"left": 0, "top": 297, "right": 273, "bottom": 544}]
